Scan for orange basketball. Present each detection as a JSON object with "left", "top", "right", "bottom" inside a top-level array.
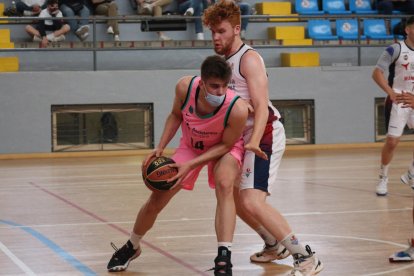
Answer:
[{"left": 142, "top": 156, "right": 178, "bottom": 191}]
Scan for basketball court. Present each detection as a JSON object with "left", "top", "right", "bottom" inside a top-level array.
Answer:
[{"left": 1, "top": 144, "right": 414, "bottom": 275}]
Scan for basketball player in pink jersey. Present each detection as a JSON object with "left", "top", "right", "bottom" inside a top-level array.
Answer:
[
  {"left": 203, "top": 1, "right": 323, "bottom": 275},
  {"left": 107, "top": 55, "right": 248, "bottom": 275}
]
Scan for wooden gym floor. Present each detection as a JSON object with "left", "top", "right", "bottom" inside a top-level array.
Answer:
[{"left": 2, "top": 143, "right": 414, "bottom": 276}]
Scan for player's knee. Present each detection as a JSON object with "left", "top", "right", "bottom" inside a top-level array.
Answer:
[
  {"left": 385, "top": 136, "right": 400, "bottom": 149},
  {"left": 215, "top": 178, "right": 234, "bottom": 197},
  {"left": 239, "top": 196, "right": 260, "bottom": 217}
]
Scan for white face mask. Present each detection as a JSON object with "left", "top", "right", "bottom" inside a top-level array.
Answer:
[{"left": 204, "top": 87, "right": 225, "bottom": 107}]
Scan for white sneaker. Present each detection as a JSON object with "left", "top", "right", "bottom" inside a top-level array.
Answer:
[
  {"left": 142, "top": 3, "right": 153, "bottom": 14},
  {"left": 159, "top": 33, "right": 171, "bottom": 41},
  {"left": 389, "top": 240, "right": 414, "bottom": 262},
  {"left": 241, "top": 30, "right": 246, "bottom": 39},
  {"left": 196, "top": 32, "right": 204, "bottom": 40},
  {"left": 75, "top": 25, "right": 89, "bottom": 41},
  {"left": 33, "top": 35, "right": 42, "bottom": 42},
  {"left": 401, "top": 171, "right": 414, "bottom": 189},
  {"left": 107, "top": 26, "right": 114, "bottom": 34},
  {"left": 184, "top": 7, "right": 194, "bottom": 16},
  {"left": 290, "top": 245, "right": 323, "bottom": 276},
  {"left": 376, "top": 176, "right": 388, "bottom": 196},
  {"left": 250, "top": 243, "right": 291, "bottom": 263},
  {"left": 53, "top": 34, "right": 65, "bottom": 42},
  {"left": 114, "top": 34, "right": 120, "bottom": 41}
]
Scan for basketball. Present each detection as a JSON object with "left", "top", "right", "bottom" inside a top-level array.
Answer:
[{"left": 142, "top": 156, "right": 178, "bottom": 191}]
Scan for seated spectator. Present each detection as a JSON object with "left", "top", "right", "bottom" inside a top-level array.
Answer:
[
  {"left": 59, "top": 0, "right": 90, "bottom": 41},
  {"left": 16, "top": 0, "right": 47, "bottom": 16},
  {"left": 86, "top": 0, "right": 120, "bottom": 41},
  {"left": 138, "top": 0, "right": 173, "bottom": 40},
  {"left": 236, "top": 0, "right": 252, "bottom": 39},
  {"left": 377, "top": 0, "right": 414, "bottom": 15},
  {"left": 177, "top": 0, "right": 211, "bottom": 40},
  {"left": 25, "top": 0, "right": 70, "bottom": 47}
]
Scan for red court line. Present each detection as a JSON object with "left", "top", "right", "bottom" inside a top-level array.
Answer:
[{"left": 29, "top": 181, "right": 209, "bottom": 275}]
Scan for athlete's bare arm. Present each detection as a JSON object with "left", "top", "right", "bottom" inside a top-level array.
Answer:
[
  {"left": 240, "top": 50, "right": 270, "bottom": 160},
  {"left": 143, "top": 76, "right": 191, "bottom": 165},
  {"left": 372, "top": 67, "right": 398, "bottom": 102}
]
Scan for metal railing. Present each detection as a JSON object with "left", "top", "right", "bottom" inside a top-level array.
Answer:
[{"left": 0, "top": 13, "right": 408, "bottom": 70}]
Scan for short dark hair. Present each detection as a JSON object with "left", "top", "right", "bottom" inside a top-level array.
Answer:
[
  {"left": 47, "top": 0, "right": 58, "bottom": 6},
  {"left": 201, "top": 55, "right": 232, "bottom": 84},
  {"left": 406, "top": 16, "right": 414, "bottom": 26}
]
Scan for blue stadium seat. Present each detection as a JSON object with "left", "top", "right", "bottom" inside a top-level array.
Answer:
[
  {"left": 363, "top": 19, "right": 394, "bottom": 40},
  {"left": 349, "top": 0, "right": 377, "bottom": 14},
  {"left": 336, "top": 19, "right": 366, "bottom": 40},
  {"left": 307, "top": 20, "right": 339, "bottom": 40},
  {"left": 295, "top": 0, "right": 324, "bottom": 14},
  {"left": 322, "top": 0, "right": 352, "bottom": 14}
]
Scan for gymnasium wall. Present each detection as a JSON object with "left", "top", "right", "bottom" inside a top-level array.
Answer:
[{"left": 0, "top": 65, "right": 383, "bottom": 154}]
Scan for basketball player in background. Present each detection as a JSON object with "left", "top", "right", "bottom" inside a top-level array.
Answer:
[
  {"left": 386, "top": 91, "right": 414, "bottom": 262},
  {"left": 107, "top": 55, "right": 248, "bottom": 275},
  {"left": 373, "top": 16, "right": 414, "bottom": 197},
  {"left": 203, "top": 1, "right": 323, "bottom": 275}
]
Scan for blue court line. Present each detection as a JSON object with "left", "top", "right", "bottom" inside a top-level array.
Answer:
[{"left": 0, "top": 219, "right": 96, "bottom": 276}]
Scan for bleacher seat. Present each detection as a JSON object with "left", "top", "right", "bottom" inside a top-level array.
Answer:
[
  {"left": 336, "top": 19, "right": 366, "bottom": 40},
  {"left": 307, "top": 20, "right": 339, "bottom": 40},
  {"left": 0, "top": 56, "right": 19, "bottom": 72},
  {"left": 349, "top": 0, "right": 377, "bottom": 14},
  {"left": 322, "top": 0, "right": 351, "bottom": 14},
  {"left": 281, "top": 52, "right": 320, "bottom": 67},
  {"left": 255, "top": 2, "right": 298, "bottom": 22},
  {"left": 363, "top": 19, "right": 394, "bottom": 40},
  {"left": 295, "top": 0, "right": 324, "bottom": 14}
]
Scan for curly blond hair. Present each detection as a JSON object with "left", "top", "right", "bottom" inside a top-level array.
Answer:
[{"left": 202, "top": 0, "right": 241, "bottom": 28}]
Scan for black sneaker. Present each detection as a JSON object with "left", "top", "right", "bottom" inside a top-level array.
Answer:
[
  {"left": 107, "top": 240, "right": 141, "bottom": 272},
  {"left": 213, "top": 246, "right": 232, "bottom": 276}
]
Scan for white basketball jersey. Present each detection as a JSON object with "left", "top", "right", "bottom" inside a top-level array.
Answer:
[
  {"left": 226, "top": 43, "right": 281, "bottom": 126},
  {"left": 392, "top": 41, "right": 414, "bottom": 93}
]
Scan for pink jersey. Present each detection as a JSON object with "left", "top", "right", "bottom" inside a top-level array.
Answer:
[
  {"left": 179, "top": 76, "right": 241, "bottom": 153},
  {"left": 172, "top": 76, "right": 244, "bottom": 190}
]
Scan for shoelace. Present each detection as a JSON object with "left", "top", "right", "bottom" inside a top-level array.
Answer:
[{"left": 110, "top": 242, "right": 119, "bottom": 252}]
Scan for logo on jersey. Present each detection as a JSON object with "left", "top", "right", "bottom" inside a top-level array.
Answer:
[
  {"left": 402, "top": 63, "right": 410, "bottom": 70},
  {"left": 245, "top": 168, "right": 252, "bottom": 178},
  {"left": 403, "top": 53, "right": 409, "bottom": 61},
  {"left": 189, "top": 106, "right": 194, "bottom": 114}
]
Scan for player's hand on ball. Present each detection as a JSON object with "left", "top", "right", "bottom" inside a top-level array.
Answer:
[{"left": 167, "top": 162, "right": 192, "bottom": 190}]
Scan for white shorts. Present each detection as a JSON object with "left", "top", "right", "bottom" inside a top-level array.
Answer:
[
  {"left": 387, "top": 102, "right": 414, "bottom": 137},
  {"left": 240, "top": 120, "right": 285, "bottom": 194}
]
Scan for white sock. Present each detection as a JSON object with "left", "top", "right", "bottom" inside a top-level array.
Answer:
[
  {"left": 380, "top": 164, "right": 389, "bottom": 178},
  {"left": 255, "top": 225, "right": 277, "bottom": 246},
  {"left": 409, "top": 158, "right": 414, "bottom": 175},
  {"left": 218, "top": 242, "right": 232, "bottom": 251},
  {"left": 280, "top": 233, "right": 308, "bottom": 258},
  {"left": 130, "top": 232, "right": 143, "bottom": 249}
]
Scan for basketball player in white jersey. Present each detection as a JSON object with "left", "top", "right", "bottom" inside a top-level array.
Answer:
[
  {"left": 203, "top": 1, "right": 323, "bottom": 275},
  {"left": 379, "top": 16, "right": 414, "bottom": 262},
  {"left": 373, "top": 16, "right": 414, "bottom": 197},
  {"left": 107, "top": 55, "right": 248, "bottom": 274}
]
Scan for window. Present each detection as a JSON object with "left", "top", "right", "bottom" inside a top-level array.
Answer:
[
  {"left": 271, "top": 100, "right": 315, "bottom": 144},
  {"left": 51, "top": 103, "right": 153, "bottom": 152},
  {"left": 375, "top": 97, "right": 414, "bottom": 142}
]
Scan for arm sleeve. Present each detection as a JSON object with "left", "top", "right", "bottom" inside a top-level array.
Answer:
[{"left": 375, "top": 43, "right": 400, "bottom": 72}]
